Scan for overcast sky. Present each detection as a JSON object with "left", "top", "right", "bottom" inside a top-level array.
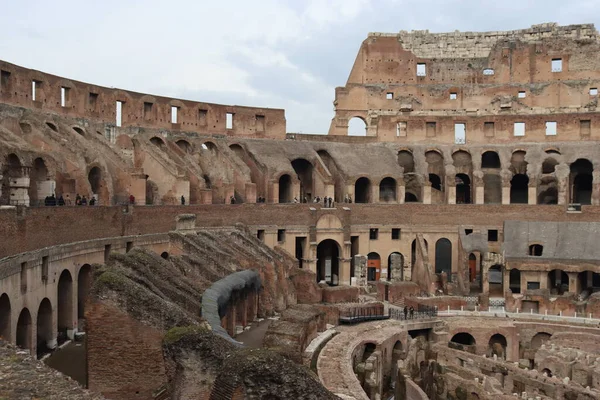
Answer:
[{"left": 1, "top": 0, "right": 598, "bottom": 133}]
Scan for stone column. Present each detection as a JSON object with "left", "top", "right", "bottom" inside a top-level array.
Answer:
[
  {"left": 473, "top": 170, "right": 484, "bottom": 204},
  {"left": 353, "top": 254, "right": 367, "bottom": 287},
  {"left": 593, "top": 171, "right": 600, "bottom": 206},
  {"left": 501, "top": 182, "right": 511, "bottom": 205},
  {"left": 371, "top": 183, "right": 379, "bottom": 204},
  {"left": 390, "top": 253, "right": 403, "bottom": 282},
  {"left": 340, "top": 258, "right": 352, "bottom": 286},
  {"left": 422, "top": 182, "right": 432, "bottom": 204},
  {"left": 397, "top": 179, "right": 405, "bottom": 204},
  {"left": 292, "top": 181, "right": 301, "bottom": 202},
  {"left": 306, "top": 242, "right": 317, "bottom": 275},
  {"left": 270, "top": 181, "right": 279, "bottom": 203},
  {"left": 568, "top": 272, "right": 580, "bottom": 294},
  {"left": 528, "top": 175, "right": 537, "bottom": 205}
]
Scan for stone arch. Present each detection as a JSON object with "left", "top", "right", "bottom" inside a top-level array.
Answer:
[
  {"left": 452, "top": 150, "right": 472, "bottom": 174},
  {"left": 404, "top": 192, "right": 418, "bottom": 202},
  {"left": 481, "top": 151, "right": 500, "bottom": 169},
  {"left": 429, "top": 173, "right": 442, "bottom": 191},
  {"left": 451, "top": 332, "right": 476, "bottom": 346},
  {"left": 362, "top": 342, "right": 377, "bottom": 362},
  {"left": 57, "top": 269, "right": 73, "bottom": 340},
  {"left": 529, "top": 244, "right": 543, "bottom": 256},
  {"left": 510, "top": 174, "right": 529, "bottom": 204},
  {"left": 175, "top": 139, "right": 192, "bottom": 153},
  {"left": 488, "top": 333, "right": 507, "bottom": 359},
  {"left": 201, "top": 141, "right": 218, "bottom": 152},
  {"left": 468, "top": 253, "right": 477, "bottom": 282},
  {"left": 355, "top": 177, "right": 371, "bottom": 203},
  {"left": 291, "top": 159, "right": 314, "bottom": 201},
  {"left": 16, "top": 308, "right": 32, "bottom": 351},
  {"left": 78, "top": 264, "right": 92, "bottom": 319},
  {"left": 87, "top": 166, "right": 107, "bottom": 204},
  {"left": 435, "top": 238, "right": 452, "bottom": 276},
  {"left": 531, "top": 332, "right": 552, "bottom": 350},
  {"left": 149, "top": 136, "right": 166, "bottom": 150},
  {"left": 391, "top": 340, "right": 404, "bottom": 379},
  {"left": 316, "top": 239, "right": 341, "bottom": 285},
  {"left": 510, "top": 150, "right": 527, "bottom": 175},
  {"left": 456, "top": 173, "right": 471, "bottom": 204},
  {"left": 397, "top": 150, "right": 415, "bottom": 173},
  {"left": 29, "top": 157, "right": 51, "bottom": 206},
  {"left": 348, "top": 117, "right": 367, "bottom": 136},
  {"left": 0, "top": 293, "right": 10, "bottom": 340},
  {"left": 379, "top": 177, "right": 396, "bottom": 202},
  {"left": 542, "top": 158, "right": 558, "bottom": 174},
  {"left": 316, "top": 214, "right": 343, "bottom": 230},
  {"left": 569, "top": 158, "right": 593, "bottom": 205},
  {"left": 36, "top": 298, "right": 53, "bottom": 358},
  {"left": 278, "top": 174, "right": 292, "bottom": 203}
]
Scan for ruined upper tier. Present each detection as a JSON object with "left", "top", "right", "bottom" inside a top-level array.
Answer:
[
  {"left": 329, "top": 23, "right": 600, "bottom": 144},
  {"left": 0, "top": 60, "right": 286, "bottom": 139}
]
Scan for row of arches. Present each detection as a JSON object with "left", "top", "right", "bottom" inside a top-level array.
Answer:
[
  {"left": 0, "top": 265, "right": 92, "bottom": 357},
  {"left": 450, "top": 331, "right": 508, "bottom": 359},
  {"left": 1, "top": 153, "right": 107, "bottom": 206}
]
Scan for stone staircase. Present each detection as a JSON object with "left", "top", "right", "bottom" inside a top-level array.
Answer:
[{"left": 208, "top": 376, "right": 239, "bottom": 400}]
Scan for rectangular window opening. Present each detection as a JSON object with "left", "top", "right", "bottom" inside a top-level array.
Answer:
[
  {"left": 391, "top": 228, "right": 401, "bottom": 240},
  {"left": 518, "top": 91, "right": 526, "bottom": 98},
  {"left": 581, "top": 119, "right": 591, "bottom": 136},
  {"left": 484, "top": 122, "right": 495, "bottom": 137},
  {"left": 257, "top": 229, "right": 265, "bottom": 241},
  {"left": 104, "top": 244, "right": 112, "bottom": 263},
  {"left": 369, "top": 228, "right": 379, "bottom": 240},
  {"left": 60, "top": 87, "right": 69, "bottom": 107},
  {"left": 171, "top": 106, "right": 179, "bottom": 124},
  {"left": 426, "top": 122, "right": 436, "bottom": 137},
  {"left": 199, "top": 109, "right": 208, "bottom": 126},
  {"left": 295, "top": 237, "right": 307, "bottom": 268},
  {"left": 450, "top": 92, "right": 457, "bottom": 100},
  {"left": 416, "top": 63, "right": 426, "bottom": 76},
  {"left": 488, "top": 230, "right": 498, "bottom": 242},
  {"left": 527, "top": 282, "right": 541, "bottom": 290},
  {"left": 31, "top": 80, "right": 41, "bottom": 101},
  {"left": 590, "top": 88, "right": 598, "bottom": 96},
  {"left": 454, "top": 123, "right": 466, "bottom": 144},
  {"left": 545, "top": 121, "right": 557, "bottom": 136},
  {"left": 226, "top": 112, "right": 233, "bottom": 130},
  {"left": 89, "top": 92, "right": 98, "bottom": 110},
  {"left": 396, "top": 121, "right": 407, "bottom": 137},
  {"left": 551, "top": 58, "right": 562, "bottom": 72},
  {"left": 513, "top": 122, "right": 525, "bottom": 137},
  {"left": 41, "top": 256, "right": 49, "bottom": 282},
  {"left": 256, "top": 115, "right": 265, "bottom": 131},
  {"left": 386, "top": 92, "right": 393, "bottom": 100},
  {"left": 126, "top": 241, "right": 133, "bottom": 253},
  {"left": 277, "top": 229, "right": 286, "bottom": 243},
  {"left": 143, "top": 102, "right": 153, "bottom": 120},
  {"left": 116, "top": 101, "right": 123, "bottom": 127},
  {"left": 465, "top": 229, "right": 473, "bottom": 235}
]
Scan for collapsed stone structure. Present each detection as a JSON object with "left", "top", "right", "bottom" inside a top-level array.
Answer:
[{"left": 1, "top": 22, "right": 600, "bottom": 400}]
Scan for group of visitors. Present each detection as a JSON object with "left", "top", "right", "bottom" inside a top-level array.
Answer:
[
  {"left": 230, "top": 196, "right": 236, "bottom": 204},
  {"left": 256, "top": 196, "right": 266, "bottom": 203},
  {"left": 343, "top": 194, "right": 353, "bottom": 203},
  {"left": 43, "top": 193, "right": 96, "bottom": 206},
  {"left": 403, "top": 305, "right": 415, "bottom": 320}
]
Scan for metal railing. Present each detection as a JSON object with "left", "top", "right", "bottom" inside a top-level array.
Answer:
[
  {"left": 390, "top": 305, "right": 438, "bottom": 321},
  {"left": 439, "top": 307, "right": 600, "bottom": 326}
]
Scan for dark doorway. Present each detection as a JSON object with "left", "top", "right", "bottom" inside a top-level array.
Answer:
[
  {"left": 316, "top": 240, "right": 340, "bottom": 285},
  {"left": 510, "top": 174, "right": 529, "bottom": 204},
  {"left": 278, "top": 174, "right": 292, "bottom": 203},
  {"left": 291, "top": 159, "right": 314, "bottom": 201},
  {"left": 355, "top": 177, "right": 371, "bottom": 203},
  {"left": 435, "top": 238, "right": 452, "bottom": 276}
]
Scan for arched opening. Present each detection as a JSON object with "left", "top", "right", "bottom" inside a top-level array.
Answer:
[
  {"left": 426, "top": 150, "right": 445, "bottom": 203},
  {"left": 291, "top": 159, "right": 314, "bottom": 201},
  {"left": 46, "top": 122, "right": 58, "bottom": 132},
  {"left": 542, "top": 158, "right": 558, "bottom": 174},
  {"left": 548, "top": 269, "right": 569, "bottom": 295},
  {"left": 488, "top": 264, "right": 503, "bottom": 296},
  {"left": 541, "top": 368, "right": 553, "bottom": 377},
  {"left": 538, "top": 176, "right": 558, "bottom": 205},
  {"left": 57, "top": 270, "right": 73, "bottom": 342},
  {"left": 404, "top": 192, "right": 418, "bottom": 202},
  {"left": 379, "top": 177, "right": 396, "bottom": 202},
  {"left": 391, "top": 340, "right": 404, "bottom": 378},
  {"left": 481, "top": 151, "right": 500, "bottom": 169},
  {"left": 73, "top": 126, "right": 85, "bottom": 136},
  {"left": 316, "top": 240, "right": 340, "bottom": 286},
  {"left": 570, "top": 159, "right": 593, "bottom": 205},
  {"left": 510, "top": 150, "right": 528, "bottom": 175},
  {"left": 88, "top": 167, "right": 102, "bottom": 198},
  {"left": 30, "top": 157, "right": 50, "bottom": 206},
  {"left": 355, "top": 177, "right": 371, "bottom": 203},
  {"left": 362, "top": 342, "right": 377, "bottom": 362},
  {"left": 387, "top": 252, "right": 404, "bottom": 281},
  {"left": 455, "top": 173, "right": 471, "bottom": 204},
  {"left": 145, "top": 179, "right": 159, "bottom": 205},
  {"left": 367, "top": 252, "right": 381, "bottom": 282},
  {"left": 529, "top": 244, "right": 543, "bottom": 256},
  {"left": 36, "top": 298, "right": 53, "bottom": 358},
  {"left": 161, "top": 252, "right": 169, "bottom": 259},
  {"left": 150, "top": 136, "right": 166, "bottom": 150},
  {"left": 509, "top": 269, "right": 521, "bottom": 294},
  {"left": 348, "top": 117, "right": 367, "bottom": 136},
  {"left": 429, "top": 174, "right": 442, "bottom": 191},
  {"left": 0, "top": 293, "right": 11, "bottom": 340},
  {"left": 176, "top": 139, "right": 191, "bottom": 153},
  {"left": 278, "top": 174, "right": 292, "bottom": 203},
  {"left": 16, "top": 308, "right": 32, "bottom": 351},
  {"left": 78, "top": 265, "right": 92, "bottom": 320},
  {"left": 531, "top": 332, "right": 552, "bottom": 350},
  {"left": 578, "top": 271, "right": 600, "bottom": 296},
  {"left": 450, "top": 332, "right": 476, "bottom": 346},
  {"left": 468, "top": 253, "right": 477, "bottom": 282},
  {"left": 434, "top": 238, "right": 452, "bottom": 277},
  {"left": 488, "top": 333, "right": 507, "bottom": 359},
  {"left": 510, "top": 174, "right": 529, "bottom": 204},
  {"left": 397, "top": 150, "right": 414, "bottom": 173}
]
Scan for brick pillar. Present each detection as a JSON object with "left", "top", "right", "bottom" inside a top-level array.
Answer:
[
  {"left": 227, "top": 296, "right": 237, "bottom": 337},
  {"left": 568, "top": 272, "right": 579, "bottom": 294},
  {"left": 397, "top": 180, "right": 405, "bottom": 204},
  {"left": 371, "top": 183, "right": 379, "bottom": 204},
  {"left": 236, "top": 291, "right": 248, "bottom": 328},
  {"left": 593, "top": 171, "right": 600, "bottom": 206},
  {"left": 246, "top": 290, "right": 256, "bottom": 323},
  {"left": 422, "top": 182, "right": 432, "bottom": 204}
]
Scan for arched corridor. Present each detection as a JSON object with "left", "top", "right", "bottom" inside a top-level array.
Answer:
[
  {"left": 0, "top": 293, "right": 11, "bottom": 340},
  {"left": 278, "top": 174, "right": 292, "bottom": 203},
  {"left": 488, "top": 333, "right": 507, "bottom": 359},
  {"left": 316, "top": 240, "right": 340, "bottom": 285},
  {"left": 570, "top": 159, "right": 593, "bottom": 205},
  {"left": 434, "top": 238, "right": 452, "bottom": 276},
  {"left": 510, "top": 174, "right": 529, "bottom": 204},
  {"left": 36, "top": 298, "right": 53, "bottom": 358},
  {"left": 379, "top": 177, "right": 396, "bottom": 202},
  {"left": 78, "top": 264, "right": 92, "bottom": 319},
  {"left": 355, "top": 177, "right": 371, "bottom": 203},
  {"left": 455, "top": 174, "right": 471, "bottom": 204},
  {"left": 57, "top": 270, "right": 73, "bottom": 340},
  {"left": 88, "top": 167, "right": 102, "bottom": 198},
  {"left": 451, "top": 332, "right": 476, "bottom": 346},
  {"left": 291, "top": 159, "right": 314, "bottom": 201},
  {"left": 16, "top": 308, "right": 32, "bottom": 351}
]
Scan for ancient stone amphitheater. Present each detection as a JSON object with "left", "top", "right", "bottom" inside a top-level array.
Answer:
[{"left": 1, "top": 22, "right": 600, "bottom": 400}]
